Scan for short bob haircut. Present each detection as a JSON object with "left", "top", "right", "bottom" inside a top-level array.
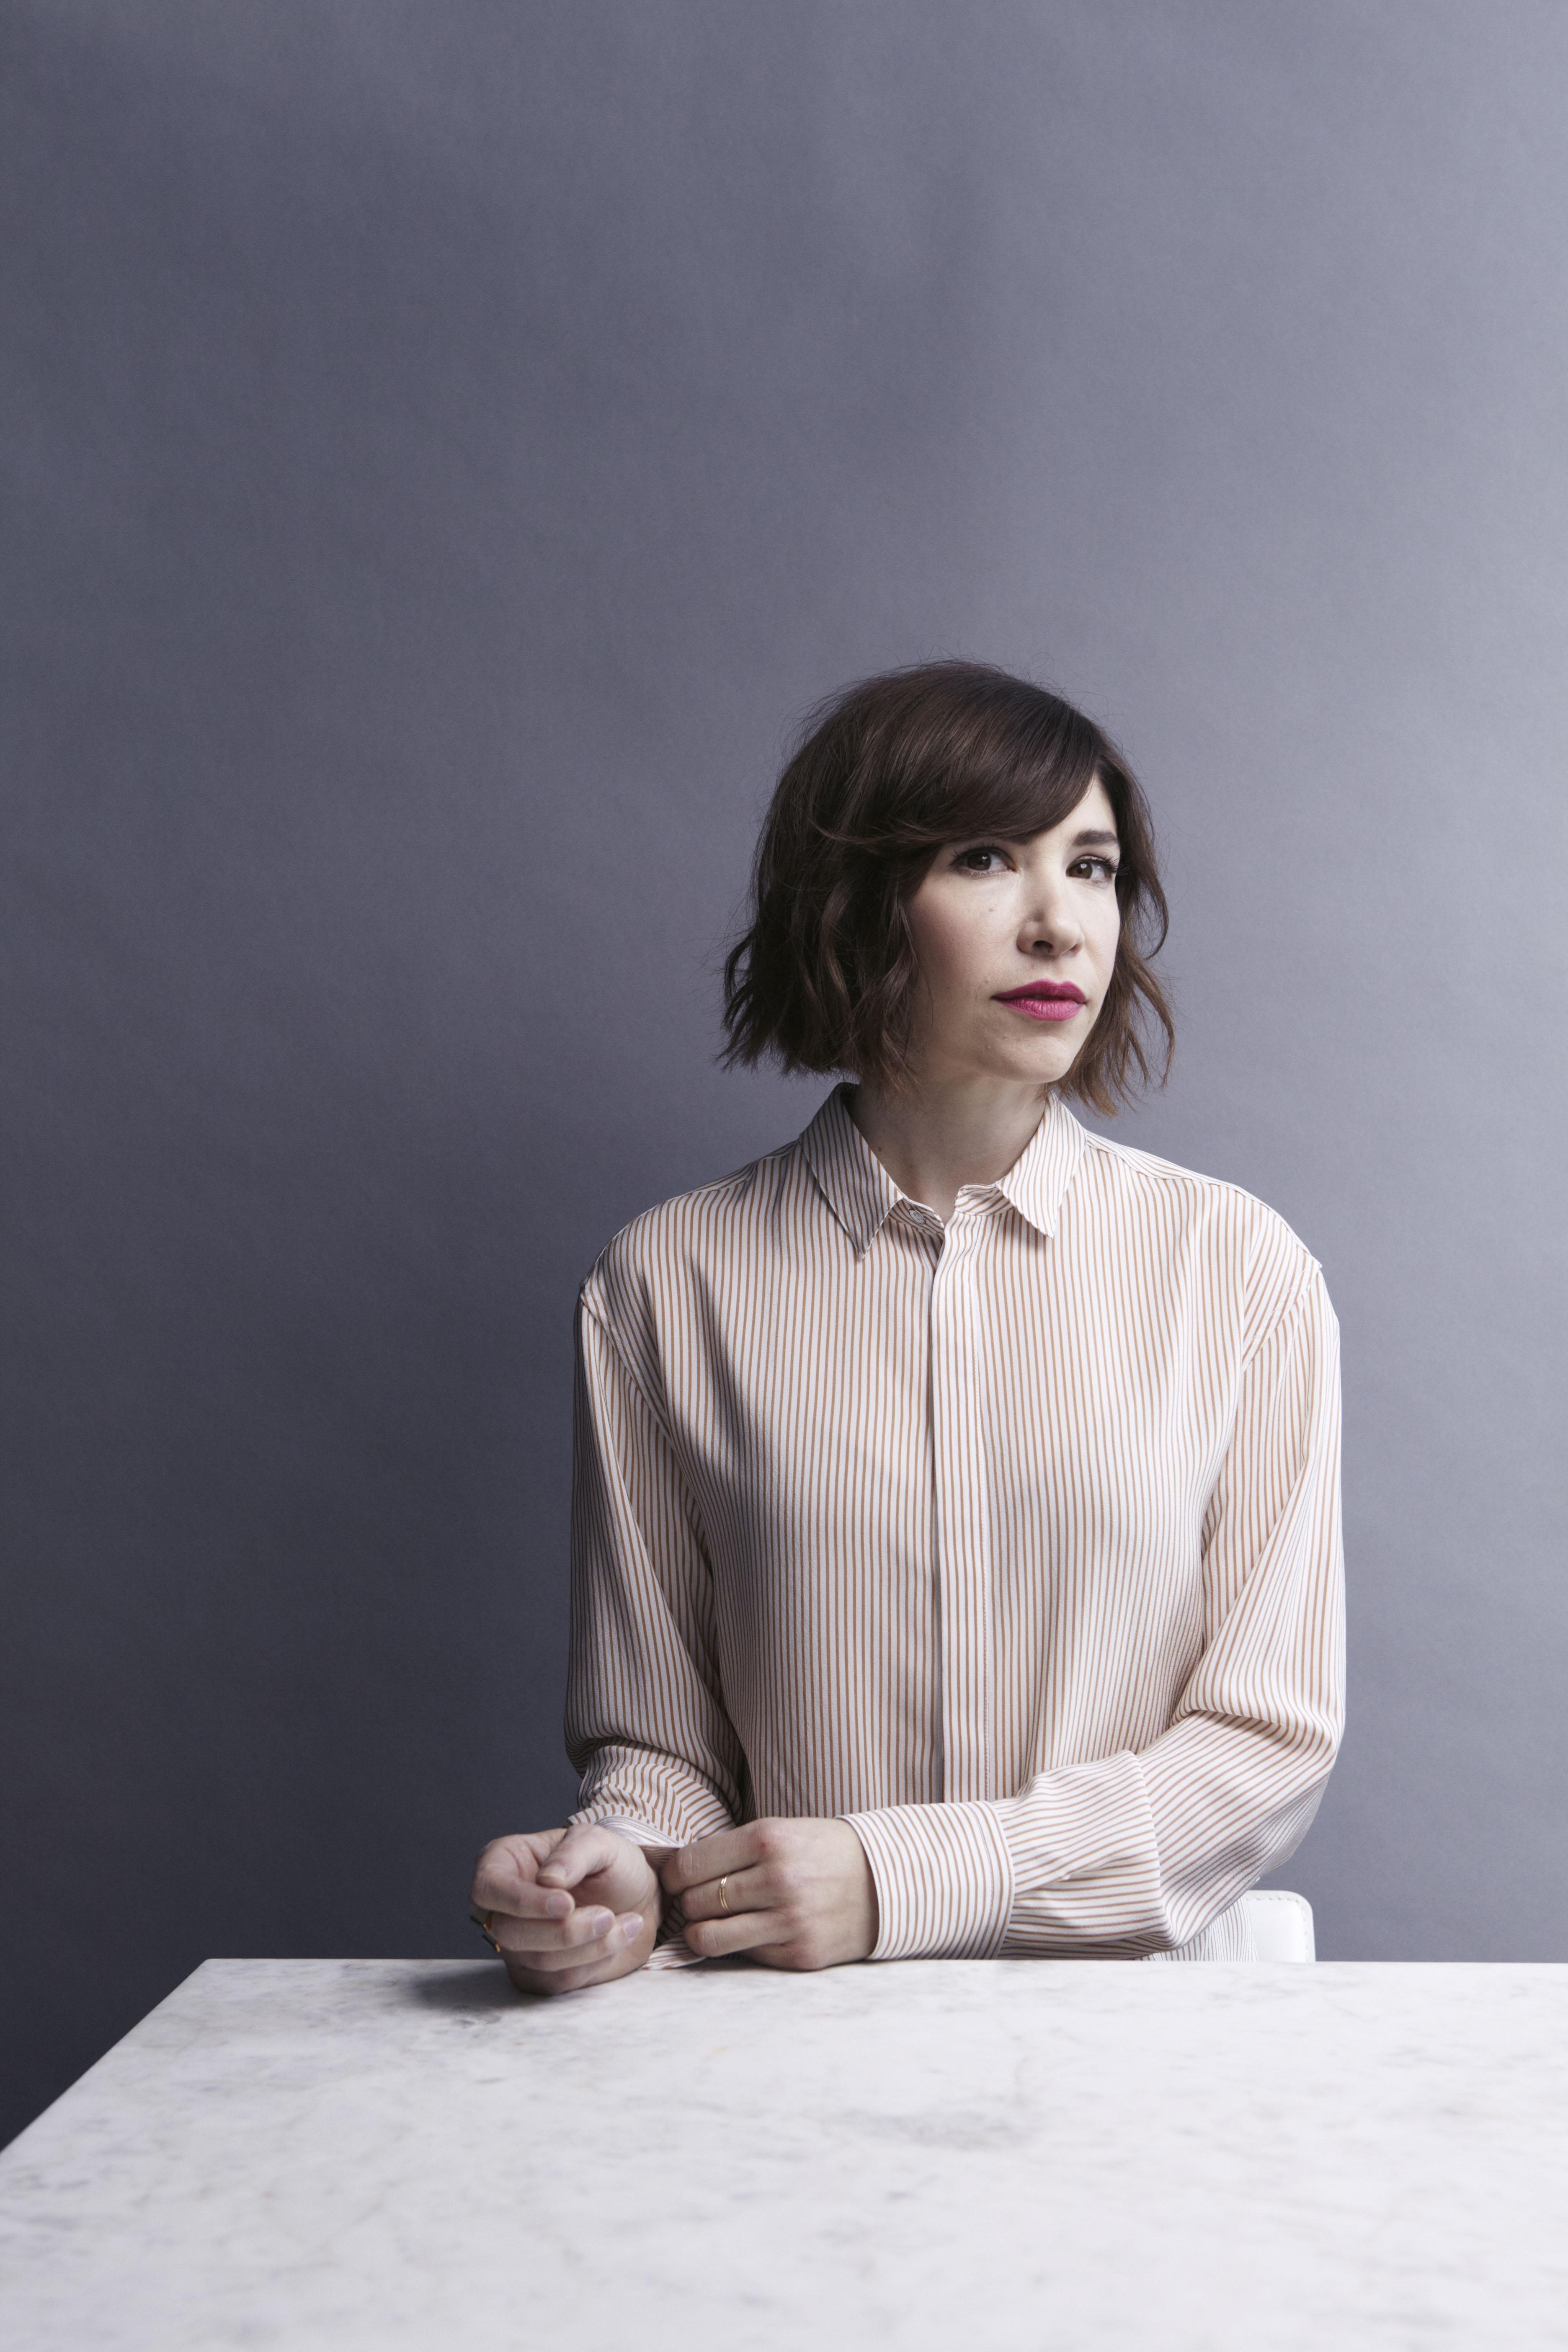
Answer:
[{"left": 722, "top": 661, "right": 1173, "bottom": 1115}]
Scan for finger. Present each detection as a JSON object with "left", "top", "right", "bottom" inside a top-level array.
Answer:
[
  {"left": 510, "top": 1941, "right": 641, "bottom": 1998},
  {"left": 535, "top": 1824, "right": 632, "bottom": 1893},
  {"left": 469, "top": 1831, "right": 567, "bottom": 1914},
  {"left": 490, "top": 1902, "right": 633, "bottom": 1957},
  {"left": 681, "top": 1905, "right": 779, "bottom": 1961},
  {"left": 471, "top": 1871, "right": 576, "bottom": 1926},
  {"left": 470, "top": 1883, "right": 578, "bottom": 1928},
  {"left": 506, "top": 1913, "right": 645, "bottom": 1977},
  {"left": 659, "top": 1823, "right": 764, "bottom": 1895},
  {"left": 679, "top": 1864, "right": 773, "bottom": 1925}
]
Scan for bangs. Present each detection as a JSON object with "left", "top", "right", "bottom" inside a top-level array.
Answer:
[{"left": 828, "top": 675, "right": 1110, "bottom": 859}]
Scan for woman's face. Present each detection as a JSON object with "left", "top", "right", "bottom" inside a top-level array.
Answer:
[{"left": 901, "top": 776, "right": 1122, "bottom": 1088}]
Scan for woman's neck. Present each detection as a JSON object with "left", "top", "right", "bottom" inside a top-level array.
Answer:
[{"left": 845, "top": 1073, "right": 1052, "bottom": 1223}]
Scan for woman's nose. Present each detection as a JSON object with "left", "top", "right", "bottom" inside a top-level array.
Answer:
[{"left": 1019, "top": 880, "right": 1083, "bottom": 957}]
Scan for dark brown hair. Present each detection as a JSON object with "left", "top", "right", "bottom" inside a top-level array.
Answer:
[{"left": 722, "top": 661, "right": 1173, "bottom": 1114}]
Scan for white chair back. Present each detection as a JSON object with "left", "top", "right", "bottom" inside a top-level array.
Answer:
[{"left": 1240, "top": 1888, "right": 1315, "bottom": 1960}]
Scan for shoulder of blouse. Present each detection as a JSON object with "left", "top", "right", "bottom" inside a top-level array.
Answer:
[
  {"left": 1073, "top": 1125, "right": 1331, "bottom": 1352},
  {"left": 576, "top": 1138, "right": 807, "bottom": 1321}
]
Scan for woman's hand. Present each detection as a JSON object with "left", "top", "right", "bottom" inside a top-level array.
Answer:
[
  {"left": 661, "top": 1817, "right": 878, "bottom": 1970},
  {"left": 470, "top": 1825, "right": 662, "bottom": 1994}
]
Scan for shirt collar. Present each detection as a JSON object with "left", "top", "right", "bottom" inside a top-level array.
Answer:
[{"left": 799, "top": 1084, "right": 1086, "bottom": 1255}]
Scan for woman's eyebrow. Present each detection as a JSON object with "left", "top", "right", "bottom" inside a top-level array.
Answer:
[{"left": 1069, "top": 827, "right": 1121, "bottom": 848}]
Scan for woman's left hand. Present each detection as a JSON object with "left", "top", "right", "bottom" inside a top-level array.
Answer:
[{"left": 661, "top": 1818, "right": 878, "bottom": 1970}]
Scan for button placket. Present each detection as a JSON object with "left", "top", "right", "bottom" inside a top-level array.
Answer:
[{"left": 927, "top": 1197, "right": 996, "bottom": 1804}]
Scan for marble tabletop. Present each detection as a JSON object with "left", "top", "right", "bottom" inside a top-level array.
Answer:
[{"left": 1, "top": 1957, "right": 1565, "bottom": 2349}]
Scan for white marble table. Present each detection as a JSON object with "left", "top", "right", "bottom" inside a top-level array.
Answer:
[{"left": 2, "top": 1958, "right": 1565, "bottom": 2349}]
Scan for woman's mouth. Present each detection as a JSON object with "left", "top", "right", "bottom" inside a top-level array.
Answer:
[{"left": 993, "top": 982, "right": 1088, "bottom": 1024}]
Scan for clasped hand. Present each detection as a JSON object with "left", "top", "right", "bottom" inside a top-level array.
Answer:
[{"left": 469, "top": 1817, "right": 877, "bottom": 1994}]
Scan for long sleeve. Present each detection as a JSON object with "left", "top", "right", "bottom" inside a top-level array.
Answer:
[
  {"left": 845, "top": 1266, "right": 1346, "bottom": 1959},
  {"left": 565, "top": 1293, "right": 741, "bottom": 1851}
]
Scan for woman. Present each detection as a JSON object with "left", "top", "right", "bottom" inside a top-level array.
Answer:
[{"left": 471, "top": 662, "right": 1344, "bottom": 1990}]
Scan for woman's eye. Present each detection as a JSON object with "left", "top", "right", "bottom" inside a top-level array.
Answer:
[
  {"left": 1070, "top": 855, "right": 1120, "bottom": 883},
  {"left": 952, "top": 845, "right": 1008, "bottom": 874}
]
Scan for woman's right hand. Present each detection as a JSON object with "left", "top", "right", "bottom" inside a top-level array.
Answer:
[{"left": 469, "top": 1825, "right": 662, "bottom": 1993}]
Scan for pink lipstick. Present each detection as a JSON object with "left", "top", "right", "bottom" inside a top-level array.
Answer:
[{"left": 993, "top": 981, "right": 1088, "bottom": 1024}]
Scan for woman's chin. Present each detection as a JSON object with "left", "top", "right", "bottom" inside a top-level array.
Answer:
[{"left": 990, "top": 1036, "right": 1083, "bottom": 1087}]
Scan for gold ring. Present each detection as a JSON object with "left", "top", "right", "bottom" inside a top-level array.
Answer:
[
  {"left": 718, "top": 1875, "right": 731, "bottom": 1916},
  {"left": 471, "top": 1908, "right": 503, "bottom": 1955}
]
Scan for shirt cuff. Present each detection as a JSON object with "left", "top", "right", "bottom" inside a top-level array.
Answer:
[
  {"left": 843, "top": 1800, "right": 1014, "bottom": 1960},
  {"left": 568, "top": 1810, "right": 681, "bottom": 1852}
]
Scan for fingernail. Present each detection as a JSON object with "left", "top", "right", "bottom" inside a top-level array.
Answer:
[{"left": 621, "top": 1915, "right": 644, "bottom": 1941}]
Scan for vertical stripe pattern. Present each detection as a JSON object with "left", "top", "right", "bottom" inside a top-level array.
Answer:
[{"left": 567, "top": 1086, "right": 1344, "bottom": 1963}]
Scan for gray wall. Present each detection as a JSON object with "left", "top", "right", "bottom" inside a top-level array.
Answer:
[{"left": 4, "top": 0, "right": 1565, "bottom": 2144}]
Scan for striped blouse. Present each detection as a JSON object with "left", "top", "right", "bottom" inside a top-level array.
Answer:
[{"left": 567, "top": 1085, "right": 1344, "bottom": 1963}]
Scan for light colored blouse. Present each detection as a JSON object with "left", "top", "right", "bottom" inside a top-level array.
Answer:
[{"left": 567, "top": 1086, "right": 1344, "bottom": 1962}]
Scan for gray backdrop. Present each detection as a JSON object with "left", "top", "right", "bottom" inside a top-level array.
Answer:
[{"left": 4, "top": 0, "right": 1565, "bottom": 2146}]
